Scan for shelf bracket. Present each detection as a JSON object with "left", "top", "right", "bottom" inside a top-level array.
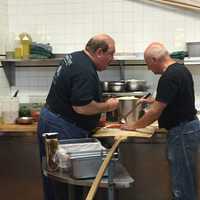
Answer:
[
  {"left": 1, "top": 61, "right": 16, "bottom": 86},
  {"left": 119, "top": 60, "right": 125, "bottom": 80}
]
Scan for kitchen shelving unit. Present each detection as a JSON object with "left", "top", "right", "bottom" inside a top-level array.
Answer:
[{"left": 0, "top": 55, "right": 146, "bottom": 86}]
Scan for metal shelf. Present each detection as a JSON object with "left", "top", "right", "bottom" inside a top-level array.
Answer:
[
  {"left": 1, "top": 58, "right": 146, "bottom": 67},
  {"left": 0, "top": 56, "right": 146, "bottom": 86},
  {"left": 184, "top": 57, "right": 200, "bottom": 65}
]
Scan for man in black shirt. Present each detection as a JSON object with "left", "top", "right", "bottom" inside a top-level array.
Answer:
[
  {"left": 122, "top": 42, "right": 200, "bottom": 200},
  {"left": 38, "top": 34, "right": 119, "bottom": 200}
]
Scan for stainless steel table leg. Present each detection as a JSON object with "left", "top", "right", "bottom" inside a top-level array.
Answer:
[{"left": 108, "top": 159, "right": 115, "bottom": 200}]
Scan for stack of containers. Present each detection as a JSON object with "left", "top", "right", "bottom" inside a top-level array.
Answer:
[
  {"left": 14, "top": 33, "right": 31, "bottom": 59},
  {"left": 0, "top": 97, "right": 19, "bottom": 124}
]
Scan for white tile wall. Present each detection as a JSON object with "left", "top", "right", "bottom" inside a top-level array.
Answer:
[
  {"left": 0, "top": 0, "right": 8, "bottom": 54},
  {"left": 0, "top": 0, "right": 200, "bottom": 103},
  {"left": 0, "top": 0, "right": 10, "bottom": 97},
  {"left": 186, "top": 65, "right": 200, "bottom": 110},
  {"left": 14, "top": 67, "right": 55, "bottom": 102},
  {"left": 7, "top": 0, "right": 200, "bottom": 53}
]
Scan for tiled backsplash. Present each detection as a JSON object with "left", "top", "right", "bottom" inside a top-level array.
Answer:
[{"left": 1, "top": 0, "right": 200, "bottom": 107}]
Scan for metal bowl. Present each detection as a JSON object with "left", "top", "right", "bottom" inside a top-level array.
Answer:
[
  {"left": 125, "top": 80, "right": 147, "bottom": 91},
  {"left": 108, "top": 81, "right": 125, "bottom": 92},
  {"left": 16, "top": 117, "right": 34, "bottom": 124}
]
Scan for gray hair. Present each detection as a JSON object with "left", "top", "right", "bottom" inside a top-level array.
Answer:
[
  {"left": 145, "top": 42, "right": 169, "bottom": 61},
  {"left": 85, "top": 37, "right": 109, "bottom": 53}
]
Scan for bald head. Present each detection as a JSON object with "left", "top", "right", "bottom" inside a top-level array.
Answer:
[
  {"left": 144, "top": 42, "right": 175, "bottom": 74},
  {"left": 85, "top": 33, "right": 115, "bottom": 54},
  {"left": 144, "top": 42, "right": 169, "bottom": 62},
  {"left": 84, "top": 33, "right": 115, "bottom": 71}
]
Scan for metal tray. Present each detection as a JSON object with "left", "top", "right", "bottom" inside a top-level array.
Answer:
[{"left": 59, "top": 138, "right": 108, "bottom": 179}]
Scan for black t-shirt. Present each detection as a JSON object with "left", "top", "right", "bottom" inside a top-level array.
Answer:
[
  {"left": 156, "top": 63, "right": 197, "bottom": 130},
  {"left": 46, "top": 51, "right": 102, "bottom": 131}
]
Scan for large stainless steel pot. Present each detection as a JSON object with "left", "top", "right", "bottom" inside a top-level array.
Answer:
[
  {"left": 125, "top": 80, "right": 147, "bottom": 92},
  {"left": 118, "top": 96, "right": 143, "bottom": 123}
]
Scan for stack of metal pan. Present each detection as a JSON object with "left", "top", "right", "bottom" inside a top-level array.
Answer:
[{"left": 58, "top": 138, "right": 108, "bottom": 179}]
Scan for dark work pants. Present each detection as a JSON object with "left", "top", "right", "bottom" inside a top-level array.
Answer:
[
  {"left": 167, "top": 118, "right": 200, "bottom": 200},
  {"left": 37, "top": 107, "right": 89, "bottom": 200}
]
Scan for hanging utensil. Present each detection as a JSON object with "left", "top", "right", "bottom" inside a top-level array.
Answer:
[{"left": 13, "top": 89, "right": 19, "bottom": 97}]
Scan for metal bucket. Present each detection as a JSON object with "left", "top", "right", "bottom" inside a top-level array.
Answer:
[{"left": 118, "top": 96, "right": 143, "bottom": 124}]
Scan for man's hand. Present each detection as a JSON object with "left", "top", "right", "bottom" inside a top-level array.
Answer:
[
  {"left": 137, "top": 96, "right": 154, "bottom": 105},
  {"left": 120, "top": 122, "right": 136, "bottom": 131},
  {"left": 105, "top": 98, "right": 119, "bottom": 112}
]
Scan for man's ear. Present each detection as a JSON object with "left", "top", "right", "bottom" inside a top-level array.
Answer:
[
  {"left": 152, "top": 57, "right": 157, "bottom": 62},
  {"left": 95, "top": 48, "right": 103, "bottom": 57}
]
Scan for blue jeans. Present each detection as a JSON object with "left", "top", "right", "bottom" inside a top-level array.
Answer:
[
  {"left": 37, "top": 107, "right": 89, "bottom": 200},
  {"left": 167, "top": 118, "right": 200, "bottom": 200}
]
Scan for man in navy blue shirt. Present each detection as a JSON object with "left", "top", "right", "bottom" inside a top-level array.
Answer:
[{"left": 38, "top": 34, "right": 119, "bottom": 200}]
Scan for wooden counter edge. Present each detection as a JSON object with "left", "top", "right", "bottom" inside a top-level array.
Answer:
[{"left": 0, "top": 123, "right": 37, "bottom": 134}]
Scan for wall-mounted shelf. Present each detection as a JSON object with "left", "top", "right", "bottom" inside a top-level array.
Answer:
[
  {"left": 1, "top": 58, "right": 146, "bottom": 67},
  {"left": 184, "top": 57, "right": 200, "bottom": 65},
  {"left": 2, "top": 58, "right": 63, "bottom": 67},
  {"left": 0, "top": 55, "right": 146, "bottom": 86},
  {"left": 0, "top": 57, "right": 63, "bottom": 85}
]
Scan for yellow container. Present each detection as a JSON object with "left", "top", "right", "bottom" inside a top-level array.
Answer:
[
  {"left": 14, "top": 36, "right": 22, "bottom": 59},
  {"left": 21, "top": 35, "right": 30, "bottom": 59},
  {"left": 14, "top": 47, "right": 22, "bottom": 59}
]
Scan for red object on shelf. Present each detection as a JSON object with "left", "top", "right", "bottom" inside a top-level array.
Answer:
[{"left": 31, "top": 110, "right": 40, "bottom": 122}]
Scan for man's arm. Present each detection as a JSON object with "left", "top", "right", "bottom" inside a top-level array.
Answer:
[
  {"left": 122, "top": 100, "right": 167, "bottom": 130},
  {"left": 72, "top": 98, "right": 119, "bottom": 115}
]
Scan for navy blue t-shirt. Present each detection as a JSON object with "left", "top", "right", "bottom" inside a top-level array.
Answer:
[
  {"left": 46, "top": 51, "right": 102, "bottom": 131},
  {"left": 156, "top": 63, "right": 197, "bottom": 130}
]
